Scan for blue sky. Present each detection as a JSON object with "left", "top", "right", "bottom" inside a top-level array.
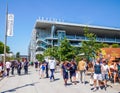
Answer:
[{"left": 0, "top": 0, "right": 120, "bottom": 55}]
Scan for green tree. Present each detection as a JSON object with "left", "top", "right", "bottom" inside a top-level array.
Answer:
[
  {"left": 6, "top": 46, "right": 10, "bottom": 53},
  {"left": 111, "top": 44, "right": 119, "bottom": 48},
  {"left": 16, "top": 52, "right": 20, "bottom": 60},
  {"left": 43, "top": 46, "right": 59, "bottom": 61},
  {"left": 0, "top": 41, "right": 4, "bottom": 54},
  {"left": 80, "top": 27, "right": 102, "bottom": 61},
  {"left": 102, "top": 43, "right": 109, "bottom": 48},
  {"left": 75, "top": 55, "right": 83, "bottom": 64},
  {"left": 36, "top": 54, "right": 44, "bottom": 62},
  {"left": 0, "top": 41, "right": 10, "bottom": 54},
  {"left": 58, "top": 38, "right": 75, "bottom": 61},
  {"left": 52, "top": 47, "right": 59, "bottom": 61},
  {"left": 43, "top": 47, "right": 53, "bottom": 57}
]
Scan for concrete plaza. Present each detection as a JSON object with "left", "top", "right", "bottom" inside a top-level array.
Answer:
[{"left": 0, "top": 67, "right": 120, "bottom": 93}]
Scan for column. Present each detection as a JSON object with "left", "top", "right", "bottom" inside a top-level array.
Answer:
[{"left": 51, "top": 25, "right": 55, "bottom": 47}]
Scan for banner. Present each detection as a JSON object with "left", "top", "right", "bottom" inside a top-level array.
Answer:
[{"left": 7, "top": 14, "right": 14, "bottom": 36}]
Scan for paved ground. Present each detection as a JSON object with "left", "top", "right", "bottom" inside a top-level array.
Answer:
[{"left": 0, "top": 66, "right": 120, "bottom": 93}]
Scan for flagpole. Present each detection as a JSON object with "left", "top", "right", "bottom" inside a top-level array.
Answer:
[{"left": 3, "top": 4, "right": 8, "bottom": 70}]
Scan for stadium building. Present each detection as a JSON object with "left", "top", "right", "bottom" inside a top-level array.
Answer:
[{"left": 29, "top": 18, "right": 120, "bottom": 61}]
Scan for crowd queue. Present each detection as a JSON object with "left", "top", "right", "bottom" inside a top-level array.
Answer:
[
  {"left": 0, "top": 56, "right": 120, "bottom": 92},
  {"left": 0, "top": 59, "right": 29, "bottom": 77}
]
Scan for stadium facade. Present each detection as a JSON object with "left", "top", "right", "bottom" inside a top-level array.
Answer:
[{"left": 29, "top": 19, "right": 120, "bottom": 62}]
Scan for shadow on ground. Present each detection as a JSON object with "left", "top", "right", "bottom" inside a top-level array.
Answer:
[
  {"left": 54, "top": 78, "right": 60, "bottom": 81},
  {"left": 1, "top": 82, "right": 39, "bottom": 93}
]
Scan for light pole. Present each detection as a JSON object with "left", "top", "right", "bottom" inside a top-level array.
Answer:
[{"left": 3, "top": 4, "right": 8, "bottom": 70}]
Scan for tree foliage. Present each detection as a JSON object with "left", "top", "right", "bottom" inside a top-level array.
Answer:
[
  {"left": 58, "top": 38, "right": 75, "bottom": 61},
  {"left": 43, "top": 47, "right": 53, "bottom": 57},
  {"left": 80, "top": 27, "right": 102, "bottom": 61},
  {"left": 36, "top": 54, "right": 44, "bottom": 62},
  {"left": 102, "top": 43, "right": 109, "bottom": 48},
  {"left": 16, "top": 52, "right": 20, "bottom": 59},
  {"left": 111, "top": 44, "right": 119, "bottom": 48},
  {"left": 43, "top": 46, "right": 59, "bottom": 61},
  {"left": 0, "top": 41, "right": 10, "bottom": 54}
]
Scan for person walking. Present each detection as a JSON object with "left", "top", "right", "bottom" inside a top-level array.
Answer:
[
  {"left": 101, "top": 59, "right": 110, "bottom": 90},
  {"left": 49, "top": 57, "right": 56, "bottom": 82},
  {"left": 5, "top": 61, "right": 11, "bottom": 76},
  {"left": 0, "top": 62, "right": 3, "bottom": 77},
  {"left": 92, "top": 58, "right": 102, "bottom": 92},
  {"left": 17, "top": 60, "right": 22, "bottom": 75},
  {"left": 61, "top": 61, "right": 70, "bottom": 86},
  {"left": 44, "top": 59, "right": 49, "bottom": 78},
  {"left": 11, "top": 61, "right": 16, "bottom": 75},
  {"left": 69, "top": 61, "right": 77, "bottom": 85},
  {"left": 77, "top": 58, "right": 87, "bottom": 84},
  {"left": 39, "top": 62, "right": 46, "bottom": 79},
  {"left": 24, "top": 59, "right": 29, "bottom": 74},
  {"left": 34, "top": 61, "right": 38, "bottom": 71},
  {"left": 109, "top": 61, "right": 118, "bottom": 85}
]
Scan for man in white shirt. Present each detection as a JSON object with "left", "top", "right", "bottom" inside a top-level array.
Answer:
[
  {"left": 49, "top": 57, "right": 56, "bottom": 82},
  {"left": 6, "top": 61, "right": 11, "bottom": 76}
]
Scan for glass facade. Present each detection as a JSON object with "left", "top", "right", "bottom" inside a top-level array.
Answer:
[{"left": 57, "top": 30, "right": 66, "bottom": 45}]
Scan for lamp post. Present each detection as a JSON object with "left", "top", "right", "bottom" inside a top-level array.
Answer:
[{"left": 3, "top": 4, "right": 8, "bottom": 70}]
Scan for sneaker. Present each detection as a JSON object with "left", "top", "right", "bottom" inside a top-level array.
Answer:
[
  {"left": 91, "top": 87, "right": 94, "bottom": 90},
  {"left": 98, "top": 87, "right": 101, "bottom": 91},
  {"left": 93, "top": 88, "right": 97, "bottom": 92},
  {"left": 80, "top": 81, "right": 83, "bottom": 84}
]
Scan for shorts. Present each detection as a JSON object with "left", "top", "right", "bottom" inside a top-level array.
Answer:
[
  {"left": 93, "top": 73, "right": 102, "bottom": 80},
  {"left": 113, "top": 71, "right": 117, "bottom": 75},
  {"left": 70, "top": 72, "right": 76, "bottom": 77},
  {"left": 102, "top": 74, "right": 109, "bottom": 80},
  {"left": 63, "top": 72, "right": 68, "bottom": 79}
]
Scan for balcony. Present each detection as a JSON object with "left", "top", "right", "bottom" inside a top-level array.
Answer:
[
  {"left": 36, "top": 45, "right": 46, "bottom": 50},
  {"left": 53, "top": 35, "right": 120, "bottom": 43},
  {"left": 36, "top": 38, "right": 52, "bottom": 45},
  {"left": 35, "top": 51, "right": 43, "bottom": 55},
  {"left": 36, "top": 35, "right": 120, "bottom": 49}
]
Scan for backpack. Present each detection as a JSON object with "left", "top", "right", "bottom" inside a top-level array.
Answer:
[{"left": 41, "top": 65, "right": 45, "bottom": 70}]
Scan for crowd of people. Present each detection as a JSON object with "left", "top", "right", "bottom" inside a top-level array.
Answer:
[
  {"left": 0, "top": 56, "right": 120, "bottom": 92},
  {"left": 33, "top": 56, "right": 120, "bottom": 92},
  {"left": 0, "top": 59, "right": 29, "bottom": 77},
  {"left": 33, "top": 57, "right": 56, "bottom": 82}
]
